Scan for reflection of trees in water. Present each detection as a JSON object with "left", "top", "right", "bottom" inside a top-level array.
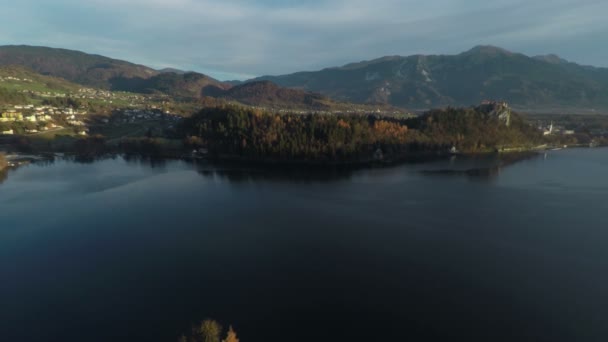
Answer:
[
  {"left": 61, "top": 154, "right": 116, "bottom": 165},
  {"left": 421, "top": 152, "right": 540, "bottom": 182},
  {"left": 192, "top": 152, "right": 540, "bottom": 184},
  {"left": 31, "top": 157, "right": 57, "bottom": 167},
  {"left": 0, "top": 168, "right": 8, "bottom": 185},
  {"left": 59, "top": 153, "right": 169, "bottom": 169},
  {"left": 0, "top": 156, "right": 59, "bottom": 186},
  {"left": 193, "top": 161, "right": 359, "bottom": 184},
  {"left": 421, "top": 167, "right": 502, "bottom": 182},
  {"left": 123, "top": 154, "right": 168, "bottom": 169}
]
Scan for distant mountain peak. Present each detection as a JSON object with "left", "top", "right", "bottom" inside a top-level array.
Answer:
[
  {"left": 251, "top": 45, "right": 608, "bottom": 111},
  {"left": 159, "top": 67, "right": 187, "bottom": 75},
  {"left": 463, "top": 45, "right": 513, "bottom": 56},
  {"left": 533, "top": 54, "right": 569, "bottom": 65}
]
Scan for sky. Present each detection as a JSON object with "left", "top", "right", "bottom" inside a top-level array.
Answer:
[{"left": 0, "top": 0, "right": 607, "bottom": 80}]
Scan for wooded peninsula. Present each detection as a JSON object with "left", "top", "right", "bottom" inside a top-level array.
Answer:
[{"left": 178, "top": 102, "right": 543, "bottom": 163}]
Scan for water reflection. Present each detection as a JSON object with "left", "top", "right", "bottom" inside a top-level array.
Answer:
[
  {"left": 419, "top": 152, "right": 539, "bottom": 182},
  {"left": 190, "top": 153, "right": 540, "bottom": 184},
  {"left": 122, "top": 154, "right": 169, "bottom": 169},
  {"left": 60, "top": 153, "right": 171, "bottom": 169},
  {"left": 2, "top": 149, "right": 605, "bottom": 342},
  {"left": 0, "top": 152, "right": 540, "bottom": 188},
  {"left": 0, "top": 168, "right": 8, "bottom": 185},
  {"left": 421, "top": 166, "right": 502, "bottom": 181},
  {"left": 193, "top": 161, "right": 359, "bottom": 183}
]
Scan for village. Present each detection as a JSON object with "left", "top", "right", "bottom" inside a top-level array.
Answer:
[
  {"left": 536, "top": 118, "right": 608, "bottom": 137},
  {"left": 0, "top": 104, "right": 87, "bottom": 136},
  {"left": 0, "top": 103, "right": 183, "bottom": 137}
]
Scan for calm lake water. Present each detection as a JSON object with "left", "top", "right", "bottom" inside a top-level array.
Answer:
[{"left": 1, "top": 149, "right": 608, "bottom": 342}]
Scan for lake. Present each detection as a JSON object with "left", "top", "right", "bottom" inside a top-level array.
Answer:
[{"left": 1, "top": 149, "right": 608, "bottom": 342}]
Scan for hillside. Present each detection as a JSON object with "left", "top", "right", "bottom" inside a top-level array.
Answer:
[
  {"left": 0, "top": 65, "right": 84, "bottom": 105},
  {"left": 202, "top": 81, "right": 333, "bottom": 110},
  {"left": 111, "top": 71, "right": 228, "bottom": 98},
  {"left": 203, "top": 81, "right": 405, "bottom": 113},
  {"left": 0, "top": 45, "right": 226, "bottom": 96},
  {"left": 252, "top": 46, "right": 608, "bottom": 112},
  {"left": 0, "top": 45, "right": 158, "bottom": 89},
  {"left": 0, "top": 65, "right": 80, "bottom": 92}
]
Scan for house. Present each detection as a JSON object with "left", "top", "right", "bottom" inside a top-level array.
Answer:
[
  {"left": 68, "top": 120, "right": 85, "bottom": 126},
  {"left": 0, "top": 112, "right": 23, "bottom": 122},
  {"left": 543, "top": 122, "right": 554, "bottom": 136}
]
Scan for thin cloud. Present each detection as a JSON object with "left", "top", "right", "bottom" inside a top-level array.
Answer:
[{"left": 0, "top": 0, "right": 606, "bottom": 80}]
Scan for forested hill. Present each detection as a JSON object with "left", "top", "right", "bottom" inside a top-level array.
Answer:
[
  {"left": 201, "top": 81, "right": 331, "bottom": 109},
  {"left": 251, "top": 46, "right": 608, "bottom": 112},
  {"left": 200, "top": 81, "right": 398, "bottom": 112},
  {"left": 0, "top": 45, "right": 157, "bottom": 88},
  {"left": 111, "top": 72, "right": 228, "bottom": 98},
  {"left": 0, "top": 45, "right": 389, "bottom": 110},
  {"left": 179, "top": 103, "right": 541, "bottom": 163},
  {"left": 0, "top": 45, "right": 227, "bottom": 95}
]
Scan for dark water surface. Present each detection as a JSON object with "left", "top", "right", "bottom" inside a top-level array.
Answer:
[{"left": 1, "top": 150, "right": 607, "bottom": 342}]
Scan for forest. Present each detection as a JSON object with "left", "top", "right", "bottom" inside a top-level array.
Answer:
[
  {"left": 409, "top": 106, "right": 543, "bottom": 152},
  {"left": 179, "top": 105, "right": 542, "bottom": 162}
]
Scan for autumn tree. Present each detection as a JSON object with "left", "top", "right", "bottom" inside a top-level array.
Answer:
[
  {"left": 0, "top": 153, "right": 7, "bottom": 170},
  {"left": 193, "top": 319, "right": 223, "bottom": 342},
  {"left": 179, "top": 104, "right": 540, "bottom": 160},
  {"left": 223, "top": 326, "right": 239, "bottom": 342}
]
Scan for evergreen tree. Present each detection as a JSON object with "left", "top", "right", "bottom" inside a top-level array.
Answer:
[{"left": 223, "top": 326, "right": 239, "bottom": 342}]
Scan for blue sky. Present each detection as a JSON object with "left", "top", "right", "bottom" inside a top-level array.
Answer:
[{"left": 1, "top": 0, "right": 607, "bottom": 80}]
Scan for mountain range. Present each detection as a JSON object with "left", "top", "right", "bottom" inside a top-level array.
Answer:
[
  {"left": 1, "top": 45, "right": 608, "bottom": 112},
  {"left": 0, "top": 45, "right": 397, "bottom": 112},
  {"left": 253, "top": 46, "right": 608, "bottom": 112},
  {"left": 0, "top": 45, "right": 227, "bottom": 97}
]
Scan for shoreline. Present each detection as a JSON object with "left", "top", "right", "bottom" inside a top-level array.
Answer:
[
  {"left": 4, "top": 144, "right": 605, "bottom": 171},
  {"left": 5, "top": 149, "right": 541, "bottom": 168}
]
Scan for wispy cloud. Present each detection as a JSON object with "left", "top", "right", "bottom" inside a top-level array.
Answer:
[{"left": 1, "top": 0, "right": 607, "bottom": 80}]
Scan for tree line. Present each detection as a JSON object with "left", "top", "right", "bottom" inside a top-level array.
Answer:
[
  {"left": 179, "top": 319, "right": 239, "bottom": 342},
  {"left": 179, "top": 105, "right": 542, "bottom": 162},
  {"left": 409, "top": 106, "right": 543, "bottom": 152}
]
